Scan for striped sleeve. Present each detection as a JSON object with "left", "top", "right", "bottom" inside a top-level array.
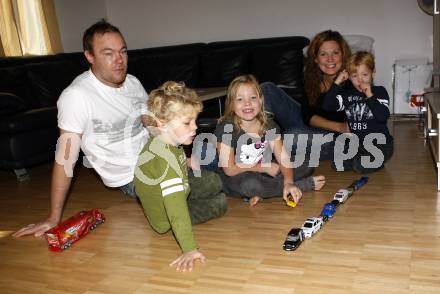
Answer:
[
  {"left": 159, "top": 159, "right": 196, "bottom": 252},
  {"left": 160, "top": 178, "right": 185, "bottom": 197},
  {"left": 367, "top": 86, "right": 390, "bottom": 123}
]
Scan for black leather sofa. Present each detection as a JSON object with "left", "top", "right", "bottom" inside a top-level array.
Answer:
[{"left": 0, "top": 36, "right": 309, "bottom": 179}]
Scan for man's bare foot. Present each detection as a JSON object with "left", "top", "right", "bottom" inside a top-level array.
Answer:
[
  {"left": 313, "top": 175, "right": 326, "bottom": 191},
  {"left": 249, "top": 196, "right": 262, "bottom": 207}
]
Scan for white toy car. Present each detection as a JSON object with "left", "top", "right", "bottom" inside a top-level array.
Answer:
[
  {"left": 301, "top": 217, "right": 323, "bottom": 238},
  {"left": 333, "top": 189, "right": 351, "bottom": 203}
]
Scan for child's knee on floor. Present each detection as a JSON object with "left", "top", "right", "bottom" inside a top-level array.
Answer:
[
  {"left": 188, "top": 170, "right": 223, "bottom": 199},
  {"left": 188, "top": 192, "right": 228, "bottom": 225}
]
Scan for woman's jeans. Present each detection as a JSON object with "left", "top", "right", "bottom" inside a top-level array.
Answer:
[{"left": 261, "top": 82, "right": 339, "bottom": 165}]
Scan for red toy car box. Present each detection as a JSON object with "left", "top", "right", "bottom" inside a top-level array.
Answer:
[{"left": 44, "top": 209, "right": 105, "bottom": 251}]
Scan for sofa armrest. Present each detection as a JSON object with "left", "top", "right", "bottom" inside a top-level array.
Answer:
[
  {"left": 0, "top": 107, "right": 57, "bottom": 134},
  {"left": 0, "top": 92, "right": 27, "bottom": 116}
]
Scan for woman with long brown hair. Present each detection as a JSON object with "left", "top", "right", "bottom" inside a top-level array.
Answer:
[{"left": 262, "top": 30, "right": 352, "bottom": 162}]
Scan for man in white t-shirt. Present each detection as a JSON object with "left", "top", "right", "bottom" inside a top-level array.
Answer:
[
  {"left": 57, "top": 61, "right": 147, "bottom": 188},
  {"left": 13, "top": 20, "right": 152, "bottom": 237},
  {"left": 14, "top": 20, "right": 226, "bottom": 240}
]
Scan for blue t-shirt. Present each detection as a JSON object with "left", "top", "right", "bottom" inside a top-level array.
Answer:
[{"left": 322, "top": 83, "right": 393, "bottom": 142}]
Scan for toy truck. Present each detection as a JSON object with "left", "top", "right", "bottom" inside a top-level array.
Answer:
[
  {"left": 44, "top": 209, "right": 105, "bottom": 251},
  {"left": 349, "top": 176, "right": 369, "bottom": 190}
]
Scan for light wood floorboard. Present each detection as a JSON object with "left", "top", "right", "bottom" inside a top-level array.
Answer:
[{"left": 1, "top": 120, "right": 440, "bottom": 293}]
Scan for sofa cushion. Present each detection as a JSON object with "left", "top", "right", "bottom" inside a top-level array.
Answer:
[
  {"left": 250, "top": 41, "right": 306, "bottom": 87},
  {"left": 0, "top": 107, "right": 57, "bottom": 134},
  {"left": 0, "top": 92, "right": 26, "bottom": 116},
  {"left": 26, "top": 60, "right": 81, "bottom": 107},
  {"left": 199, "top": 46, "right": 248, "bottom": 87},
  {"left": 128, "top": 44, "right": 204, "bottom": 92},
  {"left": 0, "top": 54, "right": 64, "bottom": 69},
  {"left": 0, "top": 127, "right": 59, "bottom": 169},
  {"left": 58, "top": 52, "right": 89, "bottom": 73},
  {"left": 129, "top": 53, "right": 200, "bottom": 93},
  {"left": 0, "top": 65, "right": 36, "bottom": 109}
]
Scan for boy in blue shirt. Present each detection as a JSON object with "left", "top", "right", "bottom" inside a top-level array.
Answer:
[{"left": 322, "top": 51, "right": 393, "bottom": 173}]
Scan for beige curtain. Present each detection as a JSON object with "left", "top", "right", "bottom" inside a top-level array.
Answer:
[
  {"left": 0, "top": 0, "right": 62, "bottom": 56},
  {"left": 41, "top": 0, "right": 63, "bottom": 54},
  {"left": 0, "top": 40, "right": 4, "bottom": 56},
  {"left": 0, "top": 0, "right": 23, "bottom": 56}
]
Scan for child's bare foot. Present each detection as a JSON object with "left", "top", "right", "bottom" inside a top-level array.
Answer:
[
  {"left": 313, "top": 175, "right": 326, "bottom": 191},
  {"left": 249, "top": 196, "right": 262, "bottom": 207}
]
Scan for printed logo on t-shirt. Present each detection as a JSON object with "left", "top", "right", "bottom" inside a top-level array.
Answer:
[
  {"left": 239, "top": 141, "right": 266, "bottom": 164},
  {"left": 345, "top": 96, "right": 373, "bottom": 131},
  {"left": 90, "top": 117, "right": 144, "bottom": 146},
  {"left": 91, "top": 100, "right": 144, "bottom": 144}
]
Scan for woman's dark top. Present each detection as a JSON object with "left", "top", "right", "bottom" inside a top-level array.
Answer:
[{"left": 282, "top": 84, "right": 348, "bottom": 126}]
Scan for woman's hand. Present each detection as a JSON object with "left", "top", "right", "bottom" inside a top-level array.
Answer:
[
  {"left": 335, "top": 122, "right": 351, "bottom": 134},
  {"left": 283, "top": 183, "right": 302, "bottom": 203},
  {"left": 340, "top": 122, "right": 350, "bottom": 133},
  {"left": 334, "top": 70, "right": 349, "bottom": 85},
  {"left": 169, "top": 249, "right": 206, "bottom": 272}
]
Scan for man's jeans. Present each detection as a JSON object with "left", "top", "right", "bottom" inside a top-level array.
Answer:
[{"left": 120, "top": 181, "right": 137, "bottom": 198}]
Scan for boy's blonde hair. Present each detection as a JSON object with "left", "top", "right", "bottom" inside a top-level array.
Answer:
[
  {"left": 144, "top": 81, "right": 202, "bottom": 128},
  {"left": 221, "top": 74, "right": 268, "bottom": 136},
  {"left": 347, "top": 51, "right": 375, "bottom": 74}
]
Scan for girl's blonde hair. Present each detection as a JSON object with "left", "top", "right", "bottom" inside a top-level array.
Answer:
[
  {"left": 221, "top": 74, "right": 269, "bottom": 136},
  {"left": 347, "top": 51, "right": 375, "bottom": 74},
  {"left": 144, "top": 81, "right": 202, "bottom": 128}
]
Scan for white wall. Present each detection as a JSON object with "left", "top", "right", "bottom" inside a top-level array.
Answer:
[
  {"left": 55, "top": 0, "right": 434, "bottom": 109},
  {"left": 54, "top": 0, "right": 107, "bottom": 52}
]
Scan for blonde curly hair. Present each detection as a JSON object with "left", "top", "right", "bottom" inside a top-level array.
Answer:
[{"left": 143, "top": 81, "right": 202, "bottom": 129}]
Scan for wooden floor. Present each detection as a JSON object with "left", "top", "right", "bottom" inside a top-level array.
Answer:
[{"left": 1, "top": 120, "right": 440, "bottom": 294}]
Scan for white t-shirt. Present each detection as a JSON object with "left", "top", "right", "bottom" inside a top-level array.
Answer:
[{"left": 57, "top": 70, "right": 148, "bottom": 187}]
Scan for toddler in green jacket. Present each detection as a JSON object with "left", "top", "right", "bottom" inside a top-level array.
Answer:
[{"left": 134, "top": 81, "right": 226, "bottom": 272}]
